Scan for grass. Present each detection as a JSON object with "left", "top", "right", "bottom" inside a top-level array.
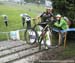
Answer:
[
  {"left": 0, "top": 3, "right": 45, "bottom": 40},
  {"left": 0, "top": 3, "right": 45, "bottom": 31}
]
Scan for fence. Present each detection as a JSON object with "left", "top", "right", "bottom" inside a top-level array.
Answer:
[{"left": 0, "top": 29, "right": 26, "bottom": 41}]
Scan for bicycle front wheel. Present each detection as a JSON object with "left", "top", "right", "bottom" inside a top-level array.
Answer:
[{"left": 24, "top": 29, "right": 37, "bottom": 44}]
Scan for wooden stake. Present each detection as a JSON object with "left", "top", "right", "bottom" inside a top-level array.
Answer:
[
  {"left": 58, "top": 32, "right": 61, "bottom": 46},
  {"left": 64, "top": 32, "right": 67, "bottom": 48}
]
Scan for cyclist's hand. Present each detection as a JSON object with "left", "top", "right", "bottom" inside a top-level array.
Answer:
[{"left": 32, "top": 18, "right": 36, "bottom": 21}]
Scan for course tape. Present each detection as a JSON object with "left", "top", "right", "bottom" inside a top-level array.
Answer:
[
  {"left": 1, "top": 28, "right": 75, "bottom": 34},
  {"left": 52, "top": 28, "right": 75, "bottom": 33},
  {"left": 0, "top": 32, "right": 9, "bottom": 34}
]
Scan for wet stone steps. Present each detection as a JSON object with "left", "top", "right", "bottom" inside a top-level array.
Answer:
[
  {"left": 0, "top": 41, "right": 26, "bottom": 51},
  {"left": 0, "top": 41, "right": 43, "bottom": 63}
]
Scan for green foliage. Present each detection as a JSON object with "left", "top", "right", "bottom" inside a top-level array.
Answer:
[
  {"left": 24, "top": 0, "right": 36, "bottom": 3},
  {"left": 52, "top": 0, "right": 75, "bottom": 21},
  {"left": 24, "top": 0, "right": 45, "bottom": 4}
]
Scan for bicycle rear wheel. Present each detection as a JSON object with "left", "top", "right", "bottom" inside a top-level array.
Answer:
[{"left": 24, "top": 29, "right": 37, "bottom": 44}]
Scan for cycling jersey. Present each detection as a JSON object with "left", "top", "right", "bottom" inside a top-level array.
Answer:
[
  {"left": 40, "top": 12, "right": 53, "bottom": 28},
  {"left": 40, "top": 12, "right": 53, "bottom": 22}
]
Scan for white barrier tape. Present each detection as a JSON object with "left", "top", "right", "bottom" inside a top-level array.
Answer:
[
  {"left": 0, "top": 29, "right": 26, "bottom": 34},
  {"left": 0, "top": 32, "right": 9, "bottom": 34}
]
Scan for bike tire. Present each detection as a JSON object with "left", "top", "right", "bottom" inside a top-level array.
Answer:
[{"left": 24, "top": 29, "right": 38, "bottom": 44}]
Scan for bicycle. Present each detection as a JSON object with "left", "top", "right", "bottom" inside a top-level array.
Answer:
[
  {"left": 24, "top": 18, "right": 53, "bottom": 49},
  {"left": 37, "top": 22, "right": 53, "bottom": 50}
]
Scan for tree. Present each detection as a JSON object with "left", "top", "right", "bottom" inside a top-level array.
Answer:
[
  {"left": 24, "top": 0, "right": 36, "bottom": 3},
  {"left": 52, "top": 0, "right": 75, "bottom": 21}
]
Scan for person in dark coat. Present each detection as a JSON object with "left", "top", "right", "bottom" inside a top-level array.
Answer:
[{"left": 4, "top": 15, "right": 8, "bottom": 27}]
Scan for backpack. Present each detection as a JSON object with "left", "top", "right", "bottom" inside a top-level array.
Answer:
[{"left": 63, "top": 17, "right": 71, "bottom": 27}]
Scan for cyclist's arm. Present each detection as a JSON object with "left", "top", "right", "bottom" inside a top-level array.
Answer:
[
  {"left": 35, "top": 13, "right": 43, "bottom": 23},
  {"left": 36, "top": 12, "right": 43, "bottom": 19},
  {"left": 34, "top": 13, "right": 41, "bottom": 20}
]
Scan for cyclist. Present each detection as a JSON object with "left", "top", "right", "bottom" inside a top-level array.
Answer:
[
  {"left": 37, "top": 6, "right": 54, "bottom": 28},
  {"left": 36, "top": 7, "right": 54, "bottom": 49},
  {"left": 54, "top": 14, "right": 69, "bottom": 45}
]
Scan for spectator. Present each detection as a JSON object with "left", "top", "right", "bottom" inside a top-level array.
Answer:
[
  {"left": 4, "top": 15, "right": 8, "bottom": 27},
  {"left": 54, "top": 14, "right": 69, "bottom": 45},
  {"left": 25, "top": 14, "right": 31, "bottom": 29},
  {"left": 20, "top": 14, "right": 25, "bottom": 27}
]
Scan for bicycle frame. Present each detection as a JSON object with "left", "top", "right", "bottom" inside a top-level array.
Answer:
[
  {"left": 32, "top": 19, "right": 53, "bottom": 49},
  {"left": 38, "top": 24, "right": 52, "bottom": 50}
]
